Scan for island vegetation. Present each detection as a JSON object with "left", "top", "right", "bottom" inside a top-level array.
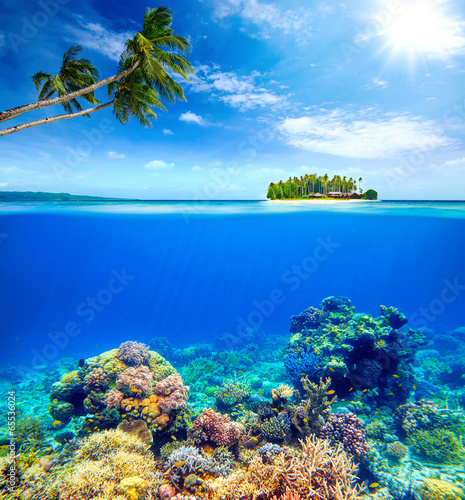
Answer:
[
  {"left": 266, "top": 174, "right": 378, "bottom": 200},
  {"left": 0, "top": 191, "right": 138, "bottom": 202},
  {"left": 0, "top": 7, "right": 193, "bottom": 137}
]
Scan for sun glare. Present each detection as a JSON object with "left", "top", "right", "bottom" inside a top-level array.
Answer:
[{"left": 382, "top": 0, "right": 465, "bottom": 59}]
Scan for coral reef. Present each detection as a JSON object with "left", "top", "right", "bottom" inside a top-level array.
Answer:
[
  {"left": 191, "top": 408, "right": 244, "bottom": 447},
  {"left": 320, "top": 412, "right": 369, "bottom": 461},
  {"left": 290, "top": 306, "right": 325, "bottom": 333},
  {"left": 418, "top": 478, "right": 464, "bottom": 500},
  {"left": 385, "top": 441, "right": 408, "bottom": 460},
  {"left": 154, "top": 373, "right": 189, "bottom": 412},
  {"left": 116, "top": 341, "right": 151, "bottom": 367},
  {"left": 406, "top": 428, "right": 465, "bottom": 463},
  {"left": 117, "top": 365, "right": 153, "bottom": 397}
]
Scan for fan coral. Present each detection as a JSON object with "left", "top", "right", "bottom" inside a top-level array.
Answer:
[
  {"left": 192, "top": 408, "right": 244, "bottom": 447},
  {"left": 284, "top": 349, "right": 320, "bottom": 386},
  {"left": 385, "top": 441, "right": 408, "bottom": 460},
  {"left": 290, "top": 306, "right": 325, "bottom": 333},
  {"left": 117, "top": 366, "right": 153, "bottom": 397},
  {"left": 320, "top": 412, "right": 368, "bottom": 461},
  {"left": 104, "top": 389, "right": 124, "bottom": 410},
  {"left": 116, "top": 341, "right": 150, "bottom": 367},
  {"left": 154, "top": 373, "right": 189, "bottom": 412},
  {"left": 83, "top": 367, "right": 109, "bottom": 392}
]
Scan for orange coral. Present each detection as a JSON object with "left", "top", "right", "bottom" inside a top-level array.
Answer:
[{"left": 120, "top": 395, "right": 172, "bottom": 431}]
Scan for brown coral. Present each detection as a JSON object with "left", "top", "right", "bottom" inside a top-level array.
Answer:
[
  {"left": 154, "top": 374, "right": 189, "bottom": 412},
  {"left": 117, "top": 366, "right": 153, "bottom": 397},
  {"left": 116, "top": 341, "right": 151, "bottom": 367}
]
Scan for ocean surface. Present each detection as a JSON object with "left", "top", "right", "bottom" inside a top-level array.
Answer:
[{"left": 1, "top": 200, "right": 464, "bottom": 368}]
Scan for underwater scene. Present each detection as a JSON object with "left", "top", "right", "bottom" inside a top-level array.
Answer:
[{"left": 0, "top": 201, "right": 465, "bottom": 500}]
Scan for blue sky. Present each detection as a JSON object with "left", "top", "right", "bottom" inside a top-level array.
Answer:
[{"left": 1, "top": 0, "right": 465, "bottom": 199}]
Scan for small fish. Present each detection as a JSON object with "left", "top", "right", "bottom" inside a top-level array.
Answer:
[
  {"left": 349, "top": 387, "right": 353, "bottom": 392},
  {"left": 203, "top": 398, "right": 207, "bottom": 401},
  {"left": 375, "top": 411, "right": 379, "bottom": 414},
  {"left": 166, "top": 390, "right": 171, "bottom": 395},
  {"left": 327, "top": 390, "right": 336, "bottom": 395},
  {"left": 176, "top": 416, "right": 183, "bottom": 420},
  {"left": 301, "top": 372, "right": 306, "bottom": 377},
  {"left": 369, "top": 482, "right": 380, "bottom": 488},
  {"left": 251, "top": 436, "right": 258, "bottom": 441},
  {"left": 174, "top": 461, "right": 185, "bottom": 467},
  {"left": 388, "top": 392, "right": 394, "bottom": 396},
  {"left": 362, "top": 389, "right": 368, "bottom": 393},
  {"left": 51, "top": 420, "right": 62, "bottom": 426},
  {"left": 88, "top": 419, "right": 94, "bottom": 422},
  {"left": 122, "top": 414, "right": 127, "bottom": 418},
  {"left": 171, "top": 435, "right": 177, "bottom": 441},
  {"left": 131, "top": 389, "right": 139, "bottom": 393},
  {"left": 93, "top": 427, "right": 99, "bottom": 430},
  {"left": 0, "top": 430, "right": 6, "bottom": 434},
  {"left": 257, "top": 391, "right": 263, "bottom": 394},
  {"left": 48, "top": 406, "right": 52, "bottom": 411},
  {"left": 412, "top": 385, "right": 417, "bottom": 390},
  {"left": 224, "top": 394, "right": 229, "bottom": 397},
  {"left": 393, "top": 374, "right": 399, "bottom": 378},
  {"left": 328, "top": 367, "right": 335, "bottom": 372},
  {"left": 341, "top": 399, "right": 346, "bottom": 402},
  {"left": 238, "top": 370, "right": 243, "bottom": 374},
  {"left": 398, "top": 383, "right": 402, "bottom": 387},
  {"left": 78, "top": 359, "right": 85, "bottom": 368},
  {"left": 242, "top": 466, "right": 248, "bottom": 470},
  {"left": 272, "top": 408, "right": 279, "bottom": 412},
  {"left": 303, "top": 418, "right": 308, "bottom": 423}
]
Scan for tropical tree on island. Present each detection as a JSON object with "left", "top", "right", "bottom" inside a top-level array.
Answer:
[
  {"left": 266, "top": 172, "right": 377, "bottom": 200},
  {"left": 0, "top": 6, "right": 194, "bottom": 137}
]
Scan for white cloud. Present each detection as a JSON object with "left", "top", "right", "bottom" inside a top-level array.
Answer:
[
  {"left": 108, "top": 151, "right": 126, "bottom": 159},
  {"left": 372, "top": 78, "right": 390, "bottom": 88},
  {"left": 278, "top": 109, "right": 456, "bottom": 159},
  {"left": 162, "top": 129, "right": 174, "bottom": 135},
  {"left": 188, "top": 64, "right": 288, "bottom": 112},
  {"left": 143, "top": 160, "right": 175, "bottom": 170},
  {"left": 0, "top": 182, "right": 8, "bottom": 187},
  {"left": 431, "top": 157, "right": 465, "bottom": 175},
  {"left": 192, "top": 165, "right": 203, "bottom": 171},
  {"left": 179, "top": 111, "right": 207, "bottom": 126},
  {"left": 65, "top": 21, "right": 132, "bottom": 61},
  {"left": 0, "top": 166, "right": 19, "bottom": 173},
  {"left": 219, "top": 183, "right": 246, "bottom": 191},
  {"left": 205, "top": 0, "right": 312, "bottom": 41}
]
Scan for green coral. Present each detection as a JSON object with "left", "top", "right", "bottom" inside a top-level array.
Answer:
[
  {"left": 385, "top": 441, "right": 408, "bottom": 460},
  {"left": 407, "top": 428, "right": 465, "bottom": 464},
  {"left": 215, "top": 379, "right": 251, "bottom": 408}
]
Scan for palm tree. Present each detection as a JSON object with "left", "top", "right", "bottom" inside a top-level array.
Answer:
[
  {"left": 0, "top": 6, "right": 193, "bottom": 134},
  {"left": 359, "top": 177, "right": 363, "bottom": 194},
  {"left": 32, "top": 46, "right": 100, "bottom": 115}
]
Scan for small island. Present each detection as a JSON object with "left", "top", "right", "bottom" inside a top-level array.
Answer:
[
  {"left": 266, "top": 174, "right": 378, "bottom": 200},
  {"left": 0, "top": 191, "right": 138, "bottom": 202}
]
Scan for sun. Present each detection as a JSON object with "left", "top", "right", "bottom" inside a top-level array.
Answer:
[{"left": 381, "top": 0, "right": 465, "bottom": 59}]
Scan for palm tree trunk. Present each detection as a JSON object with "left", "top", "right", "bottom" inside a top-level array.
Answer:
[
  {"left": 0, "top": 59, "right": 139, "bottom": 124},
  {"left": 0, "top": 99, "right": 117, "bottom": 137}
]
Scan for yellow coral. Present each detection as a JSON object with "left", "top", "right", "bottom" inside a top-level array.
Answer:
[
  {"left": 148, "top": 350, "right": 176, "bottom": 381},
  {"left": 116, "top": 476, "right": 147, "bottom": 500},
  {"left": 419, "top": 478, "right": 464, "bottom": 500},
  {"left": 86, "top": 349, "right": 127, "bottom": 382},
  {"left": 60, "top": 370, "right": 81, "bottom": 385}
]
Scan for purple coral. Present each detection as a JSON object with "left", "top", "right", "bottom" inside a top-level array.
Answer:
[
  {"left": 104, "top": 389, "right": 124, "bottom": 409},
  {"left": 320, "top": 412, "right": 368, "bottom": 461},
  {"left": 116, "top": 366, "right": 153, "bottom": 397},
  {"left": 154, "top": 374, "right": 189, "bottom": 412},
  {"left": 290, "top": 306, "right": 325, "bottom": 333},
  {"left": 115, "top": 341, "right": 150, "bottom": 367},
  {"left": 192, "top": 408, "right": 244, "bottom": 447}
]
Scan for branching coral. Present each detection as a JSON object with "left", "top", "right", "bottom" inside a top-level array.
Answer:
[
  {"left": 215, "top": 379, "right": 251, "bottom": 408},
  {"left": 191, "top": 408, "right": 244, "bottom": 447},
  {"left": 291, "top": 377, "right": 335, "bottom": 436},
  {"left": 206, "top": 435, "right": 362, "bottom": 500},
  {"left": 117, "top": 366, "right": 153, "bottom": 397},
  {"left": 385, "top": 441, "right": 408, "bottom": 460},
  {"left": 116, "top": 341, "right": 151, "bottom": 367}
]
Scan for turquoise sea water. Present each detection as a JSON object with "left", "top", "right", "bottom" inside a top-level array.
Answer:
[{"left": 0, "top": 200, "right": 464, "bottom": 499}]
